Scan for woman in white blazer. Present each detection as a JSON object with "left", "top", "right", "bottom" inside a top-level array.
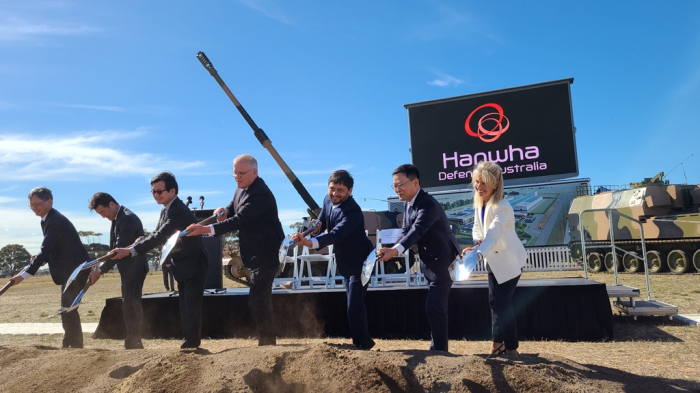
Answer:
[{"left": 463, "top": 161, "right": 527, "bottom": 356}]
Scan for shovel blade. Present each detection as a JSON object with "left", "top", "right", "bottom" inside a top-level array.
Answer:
[
  {"left": 64, "top": 261, "right": 88, "bottom": 292},
  {"left": 278, "top": 235, "right": 292, "bottom": 265},
  {"left": 361, "top": 249, "right": 377, "bottom": 286},
  {"left": 160, "top": 231, "right": 180, "bottom": 265}
]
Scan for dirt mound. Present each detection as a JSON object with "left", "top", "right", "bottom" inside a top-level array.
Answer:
[{"left": 0, "top": 343, "right": 692, "bottom": 392}]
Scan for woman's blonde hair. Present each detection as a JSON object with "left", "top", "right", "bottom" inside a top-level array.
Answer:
[{"left": 472, "top": 161, "right": 504, "bottom": 208}]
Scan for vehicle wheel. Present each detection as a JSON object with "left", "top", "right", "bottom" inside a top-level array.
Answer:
[
  {"left": 604, "top": 252, "right": 621, "bottom": 272},
  {"left": 384, "top": 261, "right": 399, "bottom": 274},
  {"left": 667, "top": 250, "right": 689, "bottom": 274},
  {"left": 622, "top": 252, "right": 640, "bottom": 273},
  {"left": 693, "top": 249, "right": 700, "bottom": 272},
  {"left": 646, "top": 250, "right": 665, "bottom": 273},
  {"left": 587, "top": 252, "right": 603, "bottom": 272},
  {"left": 311, "top": 265, "right": 326, "bottom": 277}
]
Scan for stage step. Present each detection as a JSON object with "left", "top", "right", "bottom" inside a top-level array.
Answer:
[
  {"left": 605, "top": 284, "right": 640, "bottom": 299},
  {"left": 612, "top": 299, "right": 679, "bottom": 320}
]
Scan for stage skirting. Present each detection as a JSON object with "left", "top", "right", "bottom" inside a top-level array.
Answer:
[{"left": 93, "top": 277, "right": 613, "bottom": 342}]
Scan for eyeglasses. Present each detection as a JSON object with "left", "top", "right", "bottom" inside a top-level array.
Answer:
[
  {"left": 230, "top": 169, "right": 253, "bottom": 178},
  {"left": 391, "top": 179, "right": 414, "bottom": 191},
  {"left": 151, "top": 189, "right": 168, "bottom": 195},
  {"left": 28, "top": 200, "right": 48, "bottom": 209}
]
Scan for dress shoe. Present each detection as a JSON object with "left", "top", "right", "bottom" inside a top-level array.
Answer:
[
  {"left": 357, "top": 338, "right": 376, "bottom": 350},
  {"left": 125, "top": 341, "right": 144, "bottom": 350},
  {"left": 180, "top": 339, "right": 201, "bottom": 349}
]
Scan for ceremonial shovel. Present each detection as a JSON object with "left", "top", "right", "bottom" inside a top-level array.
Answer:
[
  {"left": 278, "top": 220, "right": 320, "bottom": 264},
  {"left": 0, "top": 265, "right": 30, "bottom": 297},
  {"left": 64, "top": 251, "right": 119, "bottom": 291},
  {"left": 361, "top": 250, "right": 383, "bottom": 287},
  {"left": 159, "top": 210, "right": 224, "bottom": 266},
  {"left": 50, "top": 279, "right": 93, "bottom": 317},
  {"left": 448, "top": 247, "right": 480, "bottom": 282}
]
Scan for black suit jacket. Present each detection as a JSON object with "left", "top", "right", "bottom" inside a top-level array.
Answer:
[
  {"left": 100, "top": 205, "right": 149, "bottom": 278},
  {"left": 134, "top": 197, "right": 209, "bottom": 281},
  {"left": 398, "top": 189, "right": 460, "bottom": 282},
  {"left": 27, "top": 208, "right": 90, "bottom": 285},
  {"left": 212, "top": 177, "right": 284, "bottom": 270},
  {"left": 314, "top": 195, "right": 373, "bottom": 278}
]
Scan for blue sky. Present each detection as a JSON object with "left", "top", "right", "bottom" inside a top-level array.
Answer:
[{"left": 1, "top": 1, "right": 699, "bottom": 253}]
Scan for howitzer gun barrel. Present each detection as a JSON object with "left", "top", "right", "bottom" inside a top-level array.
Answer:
[{"left": 196, "top": 51, "right": 321, "bottom": 218}]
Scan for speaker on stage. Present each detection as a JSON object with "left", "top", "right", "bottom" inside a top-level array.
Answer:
[{"left": 194, "top": 209, "right": 223, "bottom": 289}]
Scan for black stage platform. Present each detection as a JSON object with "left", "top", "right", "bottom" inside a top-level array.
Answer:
[{"left": 93, "top": 277, "right": 614, "bottom": 342}]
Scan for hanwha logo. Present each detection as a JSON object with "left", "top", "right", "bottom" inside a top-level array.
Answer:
[{"left": 465, "top": 103, "right": 509, "bottom": 143}]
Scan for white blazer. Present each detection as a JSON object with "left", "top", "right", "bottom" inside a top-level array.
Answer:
[{"left": 472, "top": 198, "right": 527, "bottom": 284}]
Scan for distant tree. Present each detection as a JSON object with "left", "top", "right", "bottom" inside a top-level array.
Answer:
[
  {"left": 78, "top": 231, "right": 103, "bottom": 245},
  {"left": 86, "top": 243, "right": 110, "bottom": 260},
  {"left": 0, "top": 244, "right": 31, "bottom": 276},
  {"left": 289, "top": 222, "right": 303, "bottom": 231},
  {"left": 222, "top": 230, "right": 239, "bottom": 258},
  {"left": 143, "top": 229, "right": 160, "bottom": 271}
]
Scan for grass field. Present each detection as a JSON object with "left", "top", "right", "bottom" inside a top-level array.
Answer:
[{"left": 1, "top": 269, "right": 699, "bottom": 388}]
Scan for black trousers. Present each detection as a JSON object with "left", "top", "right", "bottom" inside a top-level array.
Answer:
[
  {"left": 176, "top": 268, "right": 208, "bottom": 344},
  {"left": 248, "top": 265, "right": 277, "bottom": 345},
  {"left": 60, "top": 269, "right": 89, "bottom": 348},
  {"left": 119, "top": 264, "right": 148, "bottom": 347},
  {"left": 426, "top": 277, "right": 453, "bottom": 352},
  {"left": 344, "top": 274, "right": 371, "bottom": 347},
  {"left": 487, "top": 267, "right": 521, "bottom": 350}
]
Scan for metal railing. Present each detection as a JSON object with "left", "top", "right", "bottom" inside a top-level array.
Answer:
[
  {"left": 470, "top": 245, "right": 580, "bottom": 273},
  {"left": 579, "top": 208, "right": 652, "bottom": 300}
]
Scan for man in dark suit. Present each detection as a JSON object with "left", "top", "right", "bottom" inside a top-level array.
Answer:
[
  {"left": 186, "top": 154, "right": 284, "bottom": 346},
  {"left": 10, "top": 187, "right": 90, "bottom": 348},
  {"left": 378, "top": 164, "right": 460, "bottom": 352},
  {"left": 291, "top": 170, "right": 375, "bottom": 349},
  {"left": 111, "top": 172, "right": 210, "bottom": 350},
  {"left": 87, "top": 192, "right": 149, "bottom": 349}
]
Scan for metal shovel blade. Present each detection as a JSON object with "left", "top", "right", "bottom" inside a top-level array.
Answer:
[
  {"left": 449, "top": 249, "right": 479, "bottom": 282},
  {"left": 64, "top": 261, "right": 89, "bottom": 291},
  {"left": 160, "top": 231, "right": 181, "bottom": 265},
  {"left": 278, "top": 235, "right": 292, "bottom": 265},
  {"left": 361, "top": 249, "right": 377, "bottom": 286}
]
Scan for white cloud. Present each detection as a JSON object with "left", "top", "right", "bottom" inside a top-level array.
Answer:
[
  {"left": 427, "top": 72, "right": 463, "bottom": 87},
  {"left": 51, "top": 103, "right": 126, "bottom": 112},
  {"left": 412, "top": 3, "right": 501, "bottom": 44},
  {"left": 0, "top": 196, "right": 20, "bottom": 203},
  {"left": 237, "top": 0, "right": 295, "bottom": 25},
  {"left": 0, "top": 130, "right": 204, "bottom": 181},
  {"left": 278, "top": 208, "right": 308, "bottom": 233},
  {"left": 0, "top": 14, "right": 99, "bottom": 42}
]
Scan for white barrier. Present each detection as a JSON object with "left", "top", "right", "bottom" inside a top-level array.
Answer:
[{"left": 472, "top": 245, "right": 581, "bottom": 273}]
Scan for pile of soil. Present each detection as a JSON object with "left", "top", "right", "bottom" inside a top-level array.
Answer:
[{"left": 0, "top": 343, "right": 691, "bottom": 392}]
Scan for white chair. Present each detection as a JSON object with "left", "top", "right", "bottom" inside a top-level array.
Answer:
[
  {"left": 372, "top": 229, "right": 412, "bottom": 287},
  {"left": 294, "top": 244, "right": 334, "bottom": 289}
]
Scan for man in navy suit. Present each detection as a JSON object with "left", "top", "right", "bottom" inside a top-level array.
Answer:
[
  {"left": 291, "top": 170, "right": 375, "bottom": 350},
  {"left": 87, "top": 192, "right": 149, "bottom": 349},
  {"left": 10, "top": 187, "right": 91, "bottom": 348},
  {"left": 112, "top": 172, "right": 210, "bottom": 350},
  {"left": 186, "top": 154, "right": 285, "bottom": 346},
  {"left": 378, "top": 164, "right": 460, "bottom": 352}
]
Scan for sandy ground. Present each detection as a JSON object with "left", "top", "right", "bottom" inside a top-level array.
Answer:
[{"left": 1, "top": 335, "right": 698, "bottom": 393}]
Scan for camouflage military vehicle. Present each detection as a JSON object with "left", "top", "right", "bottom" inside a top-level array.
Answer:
[{"left": 568, "top": 173, "right": 700, "bottom": 274}]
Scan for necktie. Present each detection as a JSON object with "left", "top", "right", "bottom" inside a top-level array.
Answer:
[{"left": 157, "top": 208, "right": 167, "bottom": 229}]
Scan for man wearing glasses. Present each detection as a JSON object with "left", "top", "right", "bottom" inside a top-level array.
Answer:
[
  {"left": 186, "top": 154, "right": 284, "bottom": 346},
  {"left": 9, "top": 187, "right": 91, "bottom": 348},
  {"left": 378, "top": 164, "right": 460, "bottom": 352},
  {"left": 112, "top": 172, "right": 210, "bottom": 350}
]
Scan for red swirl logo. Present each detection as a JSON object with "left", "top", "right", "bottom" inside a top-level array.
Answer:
[{"left": 465, "top": 103, "right": 509, "bottom": 143}]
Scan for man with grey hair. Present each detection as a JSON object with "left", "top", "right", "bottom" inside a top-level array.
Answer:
[
  {"left": 186, "top": 154, "right": 284, "bottom": 346},
  {"left": 10, "top": 187, "right": 91, "bottom": 348}
]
